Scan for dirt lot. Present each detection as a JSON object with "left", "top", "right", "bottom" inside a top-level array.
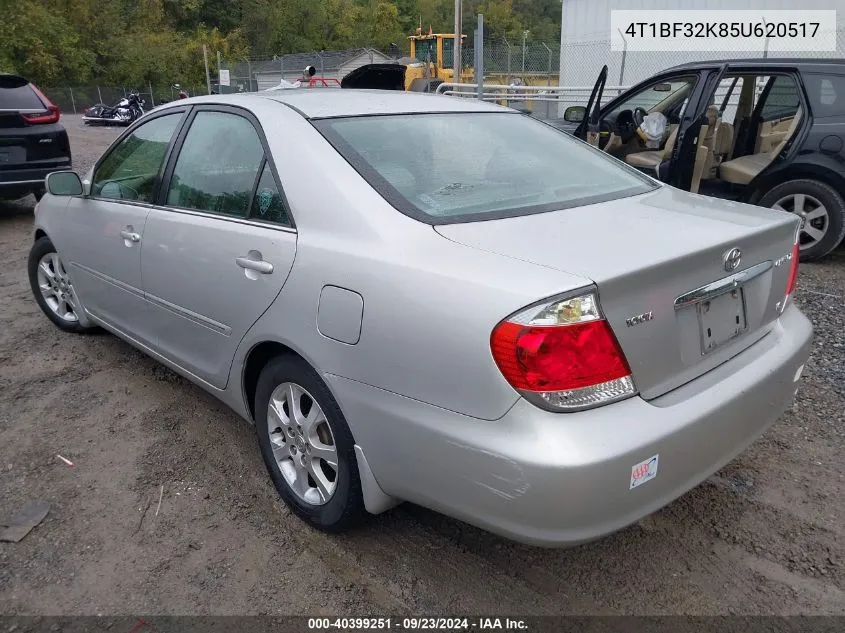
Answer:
[{"left": 1, "top": 115, "right": 844, "bottom": 616}]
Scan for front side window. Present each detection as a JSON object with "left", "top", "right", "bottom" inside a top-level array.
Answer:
[
  {"left": 609, "top": 77, "right": 697, "bottom": 120},
  {"left": 92, "top": 113, "right": 182, "bottom": 202},
  {"left": 316, "top": 112, "right": 655, "bottom": 223},
  {"left": 166, "top": 111, "right": 265, "bottom": 218},
  {"left": 414, "top": 39, "right": 437, "bottom": 63}
]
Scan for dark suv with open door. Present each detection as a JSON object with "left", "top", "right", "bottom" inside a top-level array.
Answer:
[
  {"left": 562, "top": 59, "right": 845, "bottom": 262},
  {"left": 0, "top": 74, "right": 71, "bottom": 202}
]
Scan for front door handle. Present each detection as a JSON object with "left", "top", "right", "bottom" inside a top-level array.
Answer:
[
  {"left": 236, "top": 255, "right": 274, "bottom": 274},
  {"left": 120, "top": 229, "right": 140, "bottom": 243}
]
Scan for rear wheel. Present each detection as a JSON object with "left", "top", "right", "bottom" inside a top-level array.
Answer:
[
  {"left": 27, "top": 236, "right": 96, "bottom": 334},
  {"left": 758, "top": 179, "right": 845, "bottom": 262},
  {"left": 255, "top": 355, "right": 366, "bottom": 532}
]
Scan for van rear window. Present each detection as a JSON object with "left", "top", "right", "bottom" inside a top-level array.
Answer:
[{"left": 0, "top": 78, "right": 44, "bottom": 112}]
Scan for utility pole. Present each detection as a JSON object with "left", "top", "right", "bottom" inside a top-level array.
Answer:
[
  {"left": 203, "top": 45, "right": 212, "bottom": 95},
  {"left": 454, "top": 0, "right": 462, "bottom": 79},
  {"left": 217, "top": 50, "right": 222, "bottom": 93},
  {"left": 522, "top": 30, "right": 529, "bottom": 81}
]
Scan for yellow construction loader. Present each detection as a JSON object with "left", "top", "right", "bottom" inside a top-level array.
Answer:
[{"left": 341, "top": 31, "right": 471, "bottom": 92}]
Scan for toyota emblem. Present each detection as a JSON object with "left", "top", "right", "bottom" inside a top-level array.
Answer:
[{"left": 724, "top": 247, "right": 742, "bottom": 271}]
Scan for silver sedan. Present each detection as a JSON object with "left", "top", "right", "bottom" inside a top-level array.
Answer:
[{"left": 28, "top": 90, "right": 812, "bottom": 546}]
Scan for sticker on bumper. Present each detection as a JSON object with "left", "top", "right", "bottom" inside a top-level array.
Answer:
[{"left": 630, "top": 454, "right": 659, "bottom": 490}]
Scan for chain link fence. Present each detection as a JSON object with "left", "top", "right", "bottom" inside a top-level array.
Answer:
[
  {"left": 214, "top": 41, "right": 563, "bottom": 93},
  {"left": 41, "top": 85, "right": 208, "bottom": 115}
]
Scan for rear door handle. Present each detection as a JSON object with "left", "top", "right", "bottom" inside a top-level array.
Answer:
[
  {"left": 236, "top": 256, "right": 274, "bottom": 274},
  {"left": 120, "top": 229, "right": 140, "bottom": 243}
]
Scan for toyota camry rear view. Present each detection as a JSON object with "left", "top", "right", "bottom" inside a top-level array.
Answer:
[{"left": 29, "top": 90, "right": 812, "bottom": 546}]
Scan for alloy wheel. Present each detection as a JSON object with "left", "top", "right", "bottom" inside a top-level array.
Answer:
[
  {"left": 36, "top": 253, "right": 79, "bottom": 323},
  {"left": 773, "top": 193, "right": 830, "bottom": 250},
  {"left": 266, "top": 382, "right": 338, "bottom": 506}
]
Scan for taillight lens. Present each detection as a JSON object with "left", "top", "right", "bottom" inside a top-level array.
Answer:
[
  {"left": 491, "top": 292, "right": 636, "bottom": 412},
  {"left": 21, "top": 85, "right": 60, "bottom": 125}
]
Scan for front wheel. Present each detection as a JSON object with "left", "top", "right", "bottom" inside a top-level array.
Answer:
[
  {"left": 758, "top": 179, "right": 845, "bottom": 262},
  {"left": 255, "top": 355, "right": 367, "bottom": 532},
  {"left": 27, "top": 237, "right": 96, "bottom": 334}
]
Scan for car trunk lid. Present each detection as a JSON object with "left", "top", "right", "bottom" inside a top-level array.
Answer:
[{"left": 435, "top": 186, "right": 800, "bottom": 399}]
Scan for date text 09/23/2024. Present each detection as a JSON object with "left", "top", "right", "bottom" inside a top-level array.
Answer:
[{"left": 308, "top": 618, "right": 529, "bottom": 630}]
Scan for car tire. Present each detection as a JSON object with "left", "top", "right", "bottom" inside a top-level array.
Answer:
[
  {"left": 255, "top": 354, "right": 367, "bottom": 532},
  {"left": 27, "top": 236, "right": 96, "bottom": 334},
  {"left": 758, "top": 179, "right": 845, "bottom": 262}
]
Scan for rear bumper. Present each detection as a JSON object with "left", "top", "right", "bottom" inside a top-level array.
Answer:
[
  {"left": 327, "top": 304, "right": 813, "bottom": 546},
  {"left": 0, "top": 161, "right": 71, "bottom": 192}
]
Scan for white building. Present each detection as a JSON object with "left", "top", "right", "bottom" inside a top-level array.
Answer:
[
  {"left": 252, "top": 49, "right": 394, "bottom": 91},
  {"left": 559, "top": 0, "right": 845, "bottom": 91}
]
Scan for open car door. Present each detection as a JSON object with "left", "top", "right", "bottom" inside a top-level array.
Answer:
[
  {"left": 575, "top": 65, "right": 608, "bottom": 145},
  {"left": 669, "top": 63, "right": 728, "bottom": 191}
]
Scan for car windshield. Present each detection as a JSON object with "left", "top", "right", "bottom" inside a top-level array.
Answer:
[{"left": 315, "top": 112, "right": 656, "bottom": 223}]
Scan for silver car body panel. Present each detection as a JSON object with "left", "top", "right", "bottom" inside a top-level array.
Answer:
[{"left": 32, "top": 91, "right": 813, "bottom": 546}]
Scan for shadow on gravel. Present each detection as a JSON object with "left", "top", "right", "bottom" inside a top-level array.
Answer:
[{"left": 0, "top": 196, "right": 35, "bottom": 220}]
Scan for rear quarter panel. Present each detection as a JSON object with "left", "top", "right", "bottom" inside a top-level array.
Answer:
[{"left": 228, "top": 100, "right": 592, "bottom": 421}]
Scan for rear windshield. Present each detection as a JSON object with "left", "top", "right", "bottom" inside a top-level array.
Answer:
[
  {"left": 314, "top": 112, "right": 656, "bottom": 224},
  {"left": 0, "top": 78, "right": 43, "bottom": 112}
]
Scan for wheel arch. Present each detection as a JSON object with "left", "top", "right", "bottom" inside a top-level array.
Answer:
[
  {"left": 241, "top": 340, "right": 303, "bottom": 423},
  {"left": 34, "top": 228, "right": 48, "bottom": 242},
  {"left": 241, "top": 338, "right": 400, "bottom": 515},
  {"left": 747, "top": 162, "right": 845, "bottom": 205}
]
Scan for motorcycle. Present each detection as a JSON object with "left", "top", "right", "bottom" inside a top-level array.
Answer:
[{"left": 82, "top": 92, "right": 145, "bottom": 126}]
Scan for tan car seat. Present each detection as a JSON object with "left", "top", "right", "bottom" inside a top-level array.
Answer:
[
  {"left": 719, "top": 107, "right": 802, "bottom": 185},
  {"left": 625, "top": 124, "right": 679, "bottom": 171}
]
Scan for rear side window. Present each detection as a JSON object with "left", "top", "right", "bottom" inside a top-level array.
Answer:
[
  {"left": 0, "top": 78, "right": 43, "bottom": 111},
  {"left": 166, "top": 111, "right": 265, "bottom": 218},
  {"left": 803, "top": 73, "right": 845, "bottom": 118},
  {"left": 249, "top": 162, "right": 290, "bottom": 226},
  {"left": 759, "top": 76, "right": 800, "bottom": 119},
  {"left": 315, "top": 112, "right": 655, "bottom": 223}
]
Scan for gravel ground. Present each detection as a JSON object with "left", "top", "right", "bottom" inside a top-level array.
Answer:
[{"left": 1, "top": 115, "right": 844, "bottom": 616}]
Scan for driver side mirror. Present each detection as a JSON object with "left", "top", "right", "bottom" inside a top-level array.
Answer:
[
  {"left": 45, "top": 171, "right": 83, "bottom": 197},
  {"left": 564, "top": 105, "right": 586, "bottom": 123}
]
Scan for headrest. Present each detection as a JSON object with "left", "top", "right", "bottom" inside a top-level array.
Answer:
[{"left": 705, "top": 105, "right": 719, "bottom": 126}]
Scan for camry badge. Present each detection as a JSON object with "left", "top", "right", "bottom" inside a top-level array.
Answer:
[
  {"left": 626, "top": 311, "right": 654, "bottom": 327},
  {"left": 724, "top": 247, "right": 742, "bottom": 271}
]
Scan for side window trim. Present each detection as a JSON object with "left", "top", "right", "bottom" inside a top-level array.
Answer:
[
  {"left": 247, "top": 156, "right": 268, "bottom": 219},
  {"left": 157, "top": 104, "right": 295, "bottom": 229},
  {"left": 90, "top": 107, "right": 189, "bottom": 206}
]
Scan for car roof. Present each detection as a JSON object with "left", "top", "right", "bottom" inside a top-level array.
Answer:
[
  {"left": 665, "top": 58, "right": 845, "bottom": 72},
  {"left": 162, "top": 88, "right": 510, "bottom": 119}
]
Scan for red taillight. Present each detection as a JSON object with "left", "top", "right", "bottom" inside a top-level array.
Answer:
[
  {"left": 490, "top": 292, "right": 636, "bottom": 411},
  {"left": 786, "top": 242, "right": 799, "bottom": 296},
  {"left": 492, "top": 320, "right": 631, "bottom": 391},
  {"left": 21, "top": 84, "right": 60, "bottom": 124}
]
